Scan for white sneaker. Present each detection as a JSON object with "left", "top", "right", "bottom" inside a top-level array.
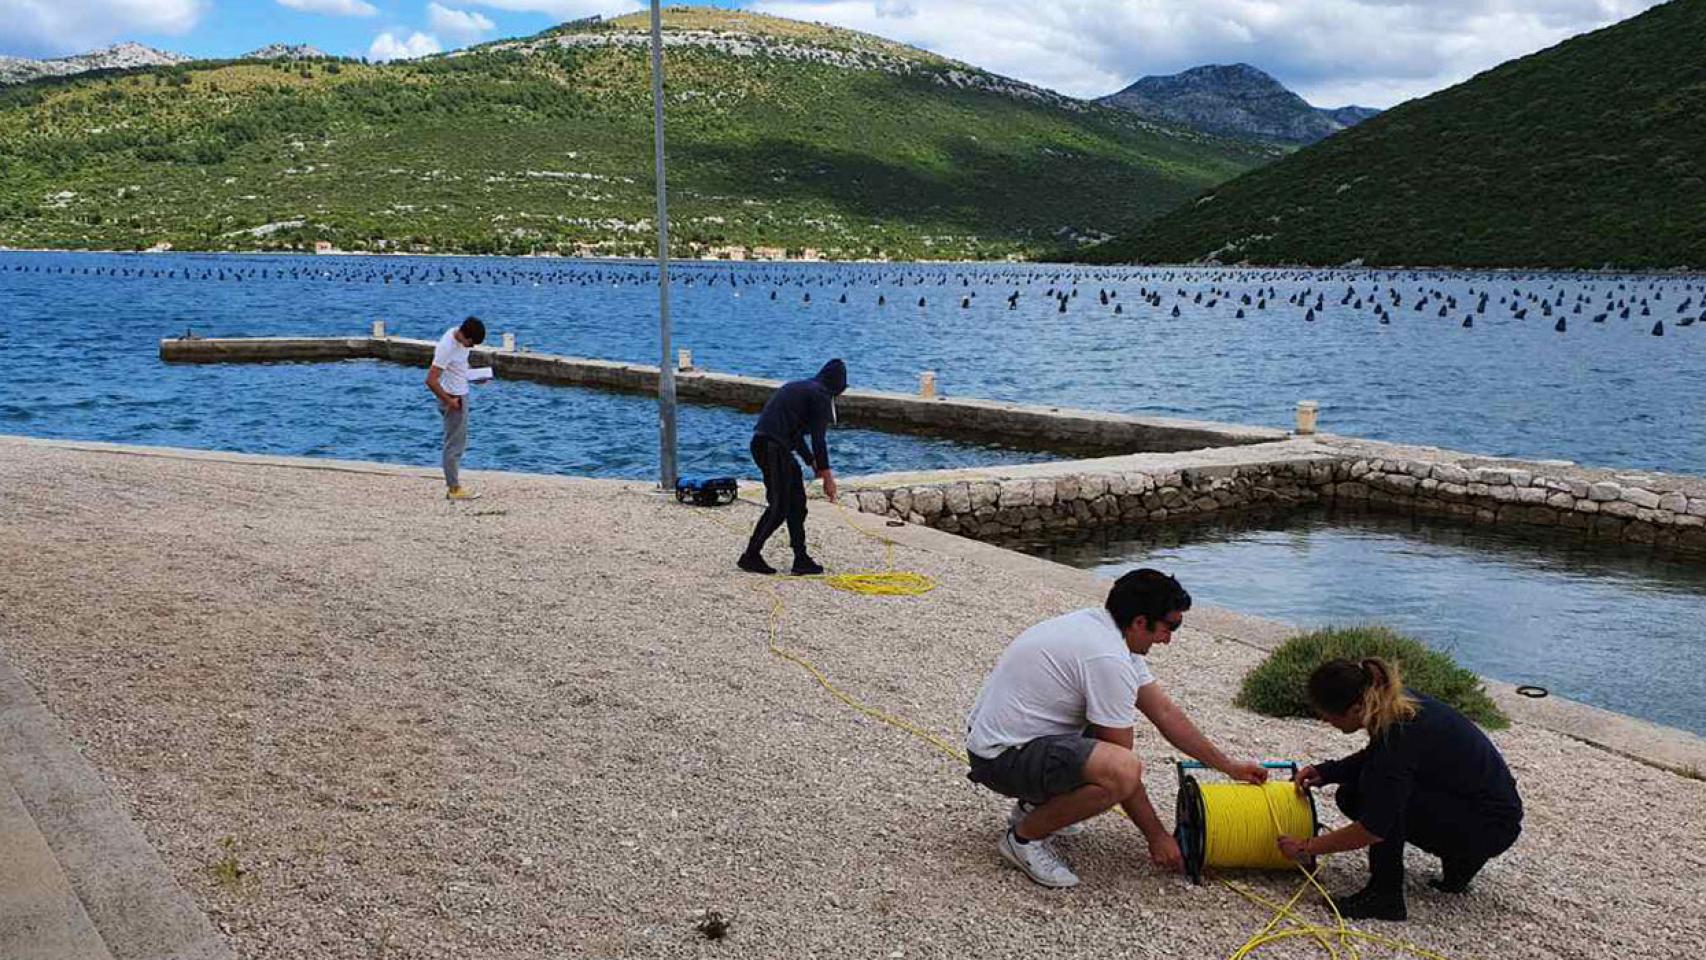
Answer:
[
  {"left": 1009, "top": 800, "right": 1086, "bottom": 838},
  {"left": 998, "top": 830, "right": 1080, "bottom": 888}
]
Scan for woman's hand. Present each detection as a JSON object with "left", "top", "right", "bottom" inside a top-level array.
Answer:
[
  {"left": 1294, "top": 764, "right": 1323, "bottom": 795},
  {"left": 1277, "top": 835, "right": 1315, "bottom": 864}
]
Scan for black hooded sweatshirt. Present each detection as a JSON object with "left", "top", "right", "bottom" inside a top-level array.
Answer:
[{"left": 753, "top": 359, "right": 847, "bottom": 472}]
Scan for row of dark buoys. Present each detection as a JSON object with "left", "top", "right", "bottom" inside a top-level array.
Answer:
[{"left": 4, "top": 257, "right": 1700, "bottom": 338}]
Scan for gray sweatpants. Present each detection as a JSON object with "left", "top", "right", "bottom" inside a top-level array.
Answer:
[{"left": 440, "top": 396, "right": 468, "bottom": 488}]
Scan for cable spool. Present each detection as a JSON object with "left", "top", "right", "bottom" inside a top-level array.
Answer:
[{"left": 1175, "top": 760, "right": 1318, "bottom": 884}]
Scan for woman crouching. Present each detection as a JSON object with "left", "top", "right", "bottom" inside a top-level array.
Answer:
[{"left": 1277, "top": 657, "right": 1522, "bottom": 920}]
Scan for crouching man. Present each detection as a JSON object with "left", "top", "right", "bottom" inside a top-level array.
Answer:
[{"left": 965, "top": 569, "right": 1268, "bottom": 888}]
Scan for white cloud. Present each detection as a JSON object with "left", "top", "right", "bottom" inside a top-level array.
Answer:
[
  {"left": 368, "top": 30, "right": 443, "bottom": 60},
  {"left": 0, "top": 0, "right": 205, "bottom": 57},
  {"left": 276, "top": 0, "right": 379, "bottom": 15},
  {"left": 747, "top": 0, "right": 1667, "bottom": 108},
  {"left": 459, "top": 0, "right": 640, "bottom": 18},
  {"left": 428, "top": 2, "right": 497, "bottom": 42}
]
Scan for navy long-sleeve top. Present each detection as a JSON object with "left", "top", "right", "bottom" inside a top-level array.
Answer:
[
  {"left": 753, "top": 359, "right": 847, "bottom": 472},
  {"left": 1315, "top": 692, "right": 1522, "bottom": 839}
]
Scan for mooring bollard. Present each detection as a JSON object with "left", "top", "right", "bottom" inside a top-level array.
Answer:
[
  {"left": 920, "top": 370, "right": 937, "bottom": 399},
  {"left": 1296, "top": 400, "right": 1319, "bottom": 435},
  {"left": 678, "top": 348, "right": 693, "bottom": 371},
  {"left": 371, "top": 320, "right": 386, "bottom": 338},
  {"left": 502, "top": 332, "right": 516, "bottom": 351}
]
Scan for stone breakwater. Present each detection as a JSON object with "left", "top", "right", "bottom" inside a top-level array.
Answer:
[{"left": 843, "top": 439, "right": 1706, "bottom": 554}]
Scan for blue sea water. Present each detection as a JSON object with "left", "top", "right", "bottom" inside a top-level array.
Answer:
[{"left": 4, "top": 251, "right": 1704, "bottom": 478}]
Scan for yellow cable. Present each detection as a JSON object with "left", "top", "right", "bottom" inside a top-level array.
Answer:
[
  {"left": 1200, "top": 782, "right": 1316, "bottom": 871},
  {"left": 761, "top": 588, "right": 968, "bottom": 765}
]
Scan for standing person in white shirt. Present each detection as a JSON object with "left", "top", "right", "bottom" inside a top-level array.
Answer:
[
  {"left": 425, "top": 316, "right": 486, "bottom": 501},
  {"left": 965, "top": 568, "right": 1269, "bottom": 888}
]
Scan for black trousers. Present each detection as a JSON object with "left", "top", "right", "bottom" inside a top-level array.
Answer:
[
  {"left": 745, "top": 435, "right": 808, "bottom": 557},
  {"left": 1337, "top": 781, "right": 1520, "bottom": 890}
]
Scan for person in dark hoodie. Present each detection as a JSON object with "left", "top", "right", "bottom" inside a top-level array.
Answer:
[{"left": 738, "top": 359, "right": 848, "bottom": 576}]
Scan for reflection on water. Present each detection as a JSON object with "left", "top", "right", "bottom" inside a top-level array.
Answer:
[{"left": 1016, "top": 506, "right": 1706, "bottom": 736}]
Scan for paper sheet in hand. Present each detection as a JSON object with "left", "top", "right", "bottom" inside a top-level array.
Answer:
[{"left": 469, "top": 367, "right": 495, "bottom": 383}]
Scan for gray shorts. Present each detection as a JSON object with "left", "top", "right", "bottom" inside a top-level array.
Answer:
[{"left": 967, "top": 734, "right": 1097, "bottom": 805}]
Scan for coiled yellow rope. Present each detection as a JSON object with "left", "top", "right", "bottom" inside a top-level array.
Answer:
[
  {"left": 817, "top": 510, "right": 937, "bottom": 596},
  {"left": 1201, "top": 782, "right": 1317, "bottom": 871}
]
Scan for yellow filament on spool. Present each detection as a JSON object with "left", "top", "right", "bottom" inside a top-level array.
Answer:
[{"left": 1200, "top": 782, "right": 1316, "bottom": 871}]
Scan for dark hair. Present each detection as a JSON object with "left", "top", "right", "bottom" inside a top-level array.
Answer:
[
  {"left": 1307, "top": 657, "right": 1418, "bottom": 738},
  {"left": 1104, "top": 568, "right": 1191, "bottom": 631},
  {"left": 459, "top": 316, "right": 486, "bottom": 345}
]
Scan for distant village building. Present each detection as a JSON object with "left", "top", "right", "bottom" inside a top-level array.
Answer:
[
  {"left": 752, "top": 246, "right": 786, "bottom": 261},
  {"left": 313, "top": 240, "right": 335, "bottom": 254},
  {"left": 800, "top": 247, "right": 822, "bottom": 261}
]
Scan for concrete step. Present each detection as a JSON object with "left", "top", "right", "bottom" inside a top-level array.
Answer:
[
  {"left": 0, "top": 659, "right": 232, "bottom": 960},
  {"left": 0, "top": 772, "right": 115, "bottom": 960}
]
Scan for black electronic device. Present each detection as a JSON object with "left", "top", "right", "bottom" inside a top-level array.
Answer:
[{"left": 675, "top": 475, "right": 739, "bottom": 507}]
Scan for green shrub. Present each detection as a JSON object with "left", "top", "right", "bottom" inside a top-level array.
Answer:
[{"left": 1236, "top": 625, "right": 1508, "bottom": 729}]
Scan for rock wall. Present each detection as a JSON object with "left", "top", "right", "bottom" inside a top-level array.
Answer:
[
  {"left": 1334, "top": 456, "right": 1706, "bottom": 551},
  {"left": 851, "top": 458, "right": 1333, "bottom": 540},
  {"left": 847, "top": 448, "right": 1706, "bottom": 554}
]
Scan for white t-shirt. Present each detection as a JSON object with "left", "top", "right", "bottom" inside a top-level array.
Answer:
[
  {"left": 432, "top": 327, "right": 472, "bottom": 396},
  {"left": 965, "top": 607, "right": 1156, "bottom": 759}
]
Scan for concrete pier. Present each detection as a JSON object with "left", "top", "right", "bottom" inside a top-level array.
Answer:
[{"left": 158, "top": 335, "right": 1288, "bottom": 454}]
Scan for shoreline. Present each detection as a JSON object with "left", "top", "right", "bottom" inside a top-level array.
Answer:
[
  {"left": 6, "top": 246, "right": 1706, "bottom": 276},
  {"left": 9, "top": 432, "right": 1703, "bottom": 770}
]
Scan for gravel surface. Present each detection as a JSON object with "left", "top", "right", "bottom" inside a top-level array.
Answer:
[{"left": 2, "top": 439, "right": 1703, "bottom": 960}]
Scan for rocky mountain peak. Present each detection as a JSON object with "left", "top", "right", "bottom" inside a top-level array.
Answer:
[
  {"left": 0, "top": 42, "right": 189, "bottom": 84},
  {"left": 243, "top": 44, "right": 328, "bottom": 61},
  {"left": 1098, "top": 62, "right": 1379, "bottom": 146}
]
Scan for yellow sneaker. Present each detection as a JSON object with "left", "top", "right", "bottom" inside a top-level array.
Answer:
[{"left": 446, "top": 486, "right": 482, "bottom": 502}]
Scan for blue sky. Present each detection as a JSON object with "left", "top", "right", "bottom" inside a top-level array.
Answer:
[{"left": 0, "top": 0, "right": 1667, "bottom": 107}]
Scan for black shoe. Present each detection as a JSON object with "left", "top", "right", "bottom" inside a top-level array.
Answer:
[
  {"left": 737, "top": 553, "right": 776, "bottom": 575},
  {"left": 790, "top": 556, "right": 825, "bottom": 576},
  {"left": 1429, "top": 857, "right": 1486, "bottom": 894},
  {"left": 1335, "top": 884, "right": 1407, "bottom": 922}
]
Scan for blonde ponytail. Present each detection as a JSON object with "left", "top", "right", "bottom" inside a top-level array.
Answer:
[{"left": 1358, "top": 657, "right": 1418, "bottom": 738}]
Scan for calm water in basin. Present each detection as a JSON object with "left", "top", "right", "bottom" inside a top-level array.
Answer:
[{"left": 1020, "top": 506, "right": 1706, "bottom": 736}]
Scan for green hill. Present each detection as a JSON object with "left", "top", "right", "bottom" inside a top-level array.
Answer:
[
  {"left": 1086, "top": 0, "right": 1706, "bottom": 269},
  {"left": 0, "top": 8, "right": 1273, "bottom": 260}
]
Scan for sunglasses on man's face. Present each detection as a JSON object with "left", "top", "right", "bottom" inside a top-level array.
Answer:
[{"left": 1158, "top": 617, "right": 1183, "bottom": 632}]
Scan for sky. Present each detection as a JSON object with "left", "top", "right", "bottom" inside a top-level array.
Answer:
[{"left": 0, "top": 0, "right": 1669, "bottom": 107}]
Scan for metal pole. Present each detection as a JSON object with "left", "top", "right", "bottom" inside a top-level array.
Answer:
[{"left": 650, "top": 0, "right": 678, "bottom": 491}]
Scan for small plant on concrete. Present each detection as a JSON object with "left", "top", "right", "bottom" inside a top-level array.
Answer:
[
  {"left": 1237, "top": 624, "right": 1508, "bottom": 729},
  {"left": 209, "top": 835, "right": 247, "bottom": 889}
]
